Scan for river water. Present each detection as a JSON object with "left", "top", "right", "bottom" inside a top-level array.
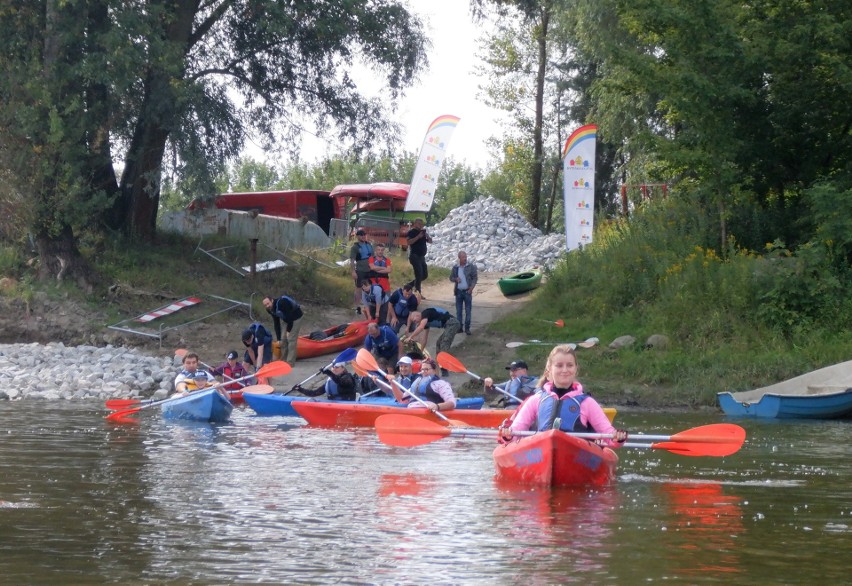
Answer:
[{"left": 0, "top": 403, "right": 848, "bottom": 584}]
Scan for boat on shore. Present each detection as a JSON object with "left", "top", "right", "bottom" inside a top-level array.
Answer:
[
  {"left": 161, "top": 389, "right": 233, "bottom": 423},
  {"left": 497, "top": 268, "right": 543, "bottom": 296},
  {"left": 492, "top": 429, "right": 618, "bottom": 487},
  {"left": 717, "top": 360, "right": 852, "bottom": 419},
  {"left": 291, "top": 401, "right": 616, "bottom": 429},
  {"left": 296, "top": 320, "right": 373, "bottom": 359},
  {"left": 244, "top": 393, "right": 485, "bottom": 417}
]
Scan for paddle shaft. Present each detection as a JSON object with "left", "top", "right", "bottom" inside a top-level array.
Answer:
[
  {"left": 436, "top": 352, "right": 521, "bottom": 405},
  {"left": 284, "top": 348, "right": 358, "bottom": 395}
]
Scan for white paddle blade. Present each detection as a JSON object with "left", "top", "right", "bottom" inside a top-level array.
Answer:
[{"left": 505, "top": 342, "right": 526, "bottom": 348}]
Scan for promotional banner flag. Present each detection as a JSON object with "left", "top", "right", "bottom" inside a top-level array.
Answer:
[
  {"left": 404, "top": 115, "right": 460, "bottom": 212},
  {"left": 562, "top": 124, "right": 597, "bottom": 251}
]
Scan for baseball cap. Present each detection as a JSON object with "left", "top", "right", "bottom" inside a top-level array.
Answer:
[
  {"left": 227, "top": 350, "right": 238, "bottom": 360},
  {"left": 193, "top": 372, "right": 208, "bottom": 379},
  {"left": 397, "top": 356, "right": 413, "bottom": 365},
  {"left": 356, "top": 229, "right": 366, "bottom": 235},
  {"left": 506, "top": 360, "right": 528, "bottom": 370}
]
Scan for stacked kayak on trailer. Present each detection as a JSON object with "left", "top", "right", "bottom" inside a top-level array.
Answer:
[{"left": 244, "top": 393, "right": 485, "bottom": 417}]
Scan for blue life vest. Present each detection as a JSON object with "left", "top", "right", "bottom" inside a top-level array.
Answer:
[
  {"left": 535, "top": 391, "right": 593, "bottom": 432},
  {"left": 370, "top": 326, "right": 396, "bottom": 355},
  {"left": 425, "top": 307, "right": 450, "bottom": 328},
  {"left": 325, "top": 378, "right": 341, "bottom": 399},
  {"left": 248, "top": 323, "right": 272, "bottom": 345},
  {"left": 355, "top": 242, "right": 374, "bottom": 261},
  {"left": 363, "top": 283, "right": 389, "bottom": 305},
  {"left": 507, "top": 375, "right": 538, "bottom": 400},
  {"left": 396, "top": 374, "right": 414, "bottom": 390},
  {"left": 410, "top": 375, "right": 443, "bottom": 404}
]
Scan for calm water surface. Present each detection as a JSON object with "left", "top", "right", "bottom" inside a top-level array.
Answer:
[{"left": 0, "top": 402, "right": 849, "bottom": 584}]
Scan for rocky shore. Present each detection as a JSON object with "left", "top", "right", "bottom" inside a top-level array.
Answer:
[{"left": 0, "top": 342, "right": 179, "bottom": 401}]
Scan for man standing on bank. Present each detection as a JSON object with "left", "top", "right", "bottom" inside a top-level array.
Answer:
[
  {"left": 450, "top": 250, "right": 477, "bottom": 335},
  {"left": 349, "top": 228, "right": 374, "bottom": 314},
  {"left": 262, "top": 294, "right": 303, "bottom": 364},
  {"left": 406, "top": 218, "right": 432, "bottom": 296}
]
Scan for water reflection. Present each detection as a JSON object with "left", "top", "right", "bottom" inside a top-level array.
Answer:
[{"left": 657, "top": 481, "right": 744, "bottom": 578}]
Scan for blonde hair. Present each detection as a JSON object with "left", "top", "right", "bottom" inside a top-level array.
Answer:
[{"left": 536, "top": 344, "right": 577, "bottom": 388}]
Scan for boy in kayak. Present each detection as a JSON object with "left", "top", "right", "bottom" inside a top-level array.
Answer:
[
  {"left": 390, "top": 358, "right": 456, "bottom": 413},
  {"left": 395, "top": 356, "right": 416, "bottom": 390},
  {"left": 499, "top": 345, "right": 627, "bottom": 447},
  {"left": 211, "top": 350, "right": 252, "bottom": 391}
]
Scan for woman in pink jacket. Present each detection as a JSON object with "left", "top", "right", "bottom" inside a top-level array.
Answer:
[{"left": 499, "top": 344, "right": 627, "bottom": 448}]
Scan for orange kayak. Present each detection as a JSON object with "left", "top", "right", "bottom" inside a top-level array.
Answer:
[
  {"left": 295, "top": 320, "right": 373, "bottom": 359},
  {"left": 493, "top": 429, "right": 618, "bottom": 487},
  {"left": 292, "top": 402, "right": 616, "bottom": 429}
]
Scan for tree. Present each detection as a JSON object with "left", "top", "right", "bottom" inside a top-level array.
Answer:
[{"left": 0, "top": 0, "right": 428, "bottom": 283}]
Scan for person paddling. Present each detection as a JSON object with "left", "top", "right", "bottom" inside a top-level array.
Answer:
[
  {"left": 390, "top": 358, "right": 456, "bottom": 413},
  {"left": 499, "top": 344, "right": 627, "bottom": 447},
  {"left": 173, "top": 352, "right": 217, "bottom": 396},
  {"left": 321, "top": 361, "right": 358, "bottom": 401}
]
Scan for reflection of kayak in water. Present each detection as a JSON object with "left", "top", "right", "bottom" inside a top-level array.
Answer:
[{"left": 492, "top": 429, "right": 618, "bottom": 487}]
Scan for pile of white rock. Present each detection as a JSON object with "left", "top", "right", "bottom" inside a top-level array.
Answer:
[
  {"left": 425, "top": 196, "right": 567, "bottom": 272},
  {"left": 0, "top": 342, "right": 180, "bottom": 401}
]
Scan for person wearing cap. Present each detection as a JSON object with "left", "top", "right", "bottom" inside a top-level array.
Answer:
[
  {"left": 484, "top": 360, "right": 538, "bottom": 407},
  {"left": 212, "top": 350, "right": 252, "bottom": 391},
  {"left": 350, "top": 228, "right": 374, "bottom": 314},
  {"left": 320, "top": 361, "right": 357, "bottom": 401},
  {"left": 173, "top": 352, "right": 216, "bottom": 395},
  {"left": 406, "top": 218, "right": 432, "bottom": 296},
  {"left": 394, "top": 356, "right": 416, "bottom": 390},
  {"left": 450, "top": 250, "right": 478, "bottom": 335},
  {"left": 390, "top": 358, "right": 456, "bottom": 413},
  {"left": 364, "top": 321, "right": 400, "bottom": 374},
  {"left": 241, "top": 322, "right": 274, "bottom": 374},
  {"left": 262, "top": 294, "right": 303, "bottom": 364}
]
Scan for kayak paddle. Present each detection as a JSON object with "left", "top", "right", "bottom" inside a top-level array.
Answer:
[
  {"left": 355, "top": 349, "right": 468, "bottom": 427},
  {"left": 505, "top": 337, "right": 599, "bottom": 349},
  {"left": 436, "top": 351, "right": 519, "bottom": 405},
  {"left": 106, "top": 361, "right": 292, "bottom": 422},
  {"left": 104, "top": 384, "right": 273, "bottom": 411},
  {"left": 375, "top": 414, "right": 746, "bottom": 456},
  {"left": 536, "top": 319, "right": 565, "bottom": 327},
  {"left": 284, "top": 347, "right": 358, "bottom": 395}
]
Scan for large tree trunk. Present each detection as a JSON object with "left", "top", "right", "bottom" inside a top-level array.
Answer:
[
  {"left": 528, "top": 5, "right": 550, "bottom": 229},
  {"left": 35, "top": 225, "right": 96, "bottom": 291}
]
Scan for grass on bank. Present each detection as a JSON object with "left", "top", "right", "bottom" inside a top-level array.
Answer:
[{"left": 489, "top": 198, "right": 852, "bottom": 408}]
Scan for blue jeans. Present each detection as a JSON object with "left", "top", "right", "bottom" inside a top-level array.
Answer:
[{"left": 455, "top": 290, "right": 472, "bottom": 331}]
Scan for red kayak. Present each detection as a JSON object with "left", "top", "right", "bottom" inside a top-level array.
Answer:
[
  {"left": 492, "top": 429, "right": 618, "bottom": 488},
  {"left": 296, "top": 320, "right": 374, "bottom": 359},
  {"left": 292, "top": 401, "right": 616, "bottom": 429},
  {"left": 292, "top": 401, "right": 516, "bottom": 428}
]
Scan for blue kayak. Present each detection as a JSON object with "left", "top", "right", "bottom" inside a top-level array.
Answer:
[
  {"left": 161, "top": 389, "right": 234, "bottom": 423},
  {"left": 244, "top": 393, "right": 484, "bottom": 417}
]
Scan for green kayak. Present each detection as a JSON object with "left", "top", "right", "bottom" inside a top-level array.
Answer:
[{"left": 497, "top": 268, "right": 543, "bottom": 296}]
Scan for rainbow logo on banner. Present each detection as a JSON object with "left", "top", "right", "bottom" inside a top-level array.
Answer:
[
  {"left": 562, "top": 124, "right": 598, "bottom": 251},
  {"left": 405, "top": 115, "right": 460, "bottom": 212}
]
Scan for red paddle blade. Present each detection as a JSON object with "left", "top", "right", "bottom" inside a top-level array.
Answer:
[
  {"left": 554, "top": 319, "right": 565, "bottom": 327},
  {"left": 106, "top": 407, "right": 143, "bottom": 422},
  {"left": 436, "top": 351, "right": 466, "bottom": 374},
  {"left": 255, "top": 360, "right": 292, "bottom": 379},
  {"left": 656, "top": 424, "right": 746, "bottom": 457},
  {"left": 105, "top": 399, "right": 142, "bottom": 410},
  {"left": 376, "top": 414, "right": 451, "bottom": 447}
]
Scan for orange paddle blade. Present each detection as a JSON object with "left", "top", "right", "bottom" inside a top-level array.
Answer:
[
  {"left": 657, "top": 423, "right": 746, "bottom": 457},
  {"left": 355, "top": 348, "right": 382, "bottom": 373},
  {"left": 554, "top": 319, "right": 565, "bottom": 327},
  {"left": 376, "top": 414, "right": 452, "bottom": 447},
  {"left": 436, "top": 351, "right": 466, "bottom": 374},
  {"left": 241, "top": 384, "right": 274, "bottom": 395}
]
